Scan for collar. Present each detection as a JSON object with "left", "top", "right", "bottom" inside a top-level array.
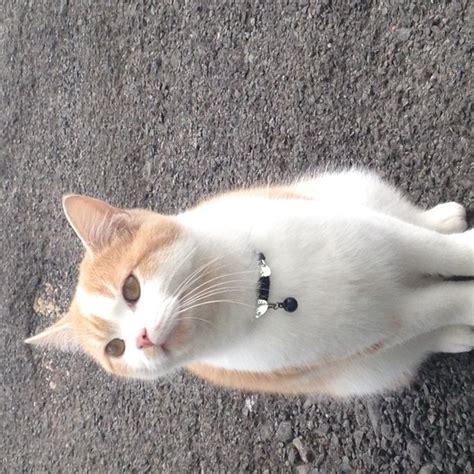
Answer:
[{"left": 256, "top": 252, "right": 298, "bottom": 318}]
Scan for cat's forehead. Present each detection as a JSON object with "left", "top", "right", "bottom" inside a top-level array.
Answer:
[
  {"left": 77, "top": 214, "right": 181, "bottom": 295},
  {"left": 75, "top": 287, "right": 118, "bottom": 322}
]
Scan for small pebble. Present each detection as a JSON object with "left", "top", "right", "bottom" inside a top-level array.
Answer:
[
  {"left": 397, "top": 28, "right": 412, "bottom": 41},
  {"left": 381, "top": 423, "right": 393, "bottom": 440},
  {"left": 409, "top": 412, "right": 420, "bottom": 434},
  {"left": 315, "top": 453, "right": 325, "bottom": 467},
  {"left": 260, "top": 422, "right": 274, "bottom": 441},
  {"left": 407, "top": 441, "right": 424, "bottom": 465},
  {"left": 329, "top": 433, "right": 340, "bottom": 451},
  {"left": 275, "top": 421, "right": 293, "bottom": 443},
  {"left": 296, "top": 465, "right": 310, "bottom": 474},
  {"left": 316, "top": 422, "right": 330, "bottom": 436},
  {"left": 353, "top": 430, "right": 364, "bottom": 448},
  {"left": 292, "top": 437, "right": 312, "bottom": 464},
  {"left": 419, "top": 464, "right": 435, "bottom": 474},
  {"left": 287, "top": 446, "right": 298, "bottom": 465},
  {"left": 366, "top": 400, "right": 381, "bottom": 435}
]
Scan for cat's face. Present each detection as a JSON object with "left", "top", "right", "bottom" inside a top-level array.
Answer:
[{"left": 26, "top": 196, "right": 206, "bottom": 379}]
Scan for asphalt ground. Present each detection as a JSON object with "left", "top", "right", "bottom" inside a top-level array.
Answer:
[{"left": 1, "top": 1, "right": 473, "bottom": 472}]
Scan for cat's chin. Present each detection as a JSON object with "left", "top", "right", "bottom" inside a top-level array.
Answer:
[{"left": 132, "top": 353, "right": 191, "bottom": 380}]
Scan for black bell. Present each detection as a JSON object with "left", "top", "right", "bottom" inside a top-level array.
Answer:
[{"left": 282, "top": 297, "right": 298, "bottom": 312}]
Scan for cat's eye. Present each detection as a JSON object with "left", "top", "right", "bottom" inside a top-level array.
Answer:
[
  {"left": 105, "top": 338, "right": 126, "bottom": 357},
  {"left": 122, "top": 274, "right": 140, "bottom": 303}
]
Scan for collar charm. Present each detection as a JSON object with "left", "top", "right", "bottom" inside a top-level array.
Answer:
[{"left": 256, "top": 253, "right": 298, "bottom": 319}]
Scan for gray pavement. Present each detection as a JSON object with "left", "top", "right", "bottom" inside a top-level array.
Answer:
[{"left": 1, "top": 1, "right": 473, "bottom": 472}]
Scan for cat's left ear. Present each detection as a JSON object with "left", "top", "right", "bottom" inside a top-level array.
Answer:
[
  {"left": 62, "top": 195, "right": 132, "bottom": 255},
  {"left": 24, "top": 313, "right": 80, "bottom": 351}
]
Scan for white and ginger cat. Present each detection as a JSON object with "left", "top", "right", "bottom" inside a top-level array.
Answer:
[{"left": 26, "top": 170, "right": 474, "bottom": 397}]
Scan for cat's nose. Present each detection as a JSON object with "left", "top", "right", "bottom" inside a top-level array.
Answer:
[{"left": 136, "top": 328, "right": 154, "bottom": 349}]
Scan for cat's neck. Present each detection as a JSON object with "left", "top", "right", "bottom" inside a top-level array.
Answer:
[{"left": 177, "top": 210, "right": 260, "bottom": 359}]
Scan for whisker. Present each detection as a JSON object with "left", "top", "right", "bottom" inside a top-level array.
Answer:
[
  {"left": 171, "top": 253, "right": 225, "bottom": 300},
  {"left": 176, "top": 257, "right": 240, "bottom": 297},
  {"left": 176, "top": 299, "right": 254, "bottom": 315},
  {"left": 181, "top": 270, "right": 256, "bottom": 302},
  {"left": 173, "top": 316, "right": 216, "bottom": 327},
  {"left": 179, "top": 279, "right": 254, "bottom": 305},
  {"left": 180, "top": 284, "right": 254, "bottom": 302},
  {"left": 179, "top": 286, "right": 255, "bottom": 309},
  {"left": 163, "top": 244, "right": 198, "bottom": 296},
  {"left": 172, "top": 247, "right": 249, "bottom": 301}
]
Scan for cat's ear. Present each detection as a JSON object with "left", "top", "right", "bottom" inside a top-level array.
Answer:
[
  {"left": 62, "top": 195, "right": 131, "bottom": 255},
  {"left": 24, "top": 314, "right": 80, "bottom": 351}
]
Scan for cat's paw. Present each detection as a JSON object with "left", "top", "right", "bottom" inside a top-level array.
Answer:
[
  {"left": 437, "top": 325, "right": 474, "bottom": 353},
  {"left": 424, "top": 202, "right": 468, "bottom": 234}
]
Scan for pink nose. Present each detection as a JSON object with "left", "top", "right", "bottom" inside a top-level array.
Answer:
[{"left": 136, "top": 328, "right": 154, "bottom": 349}]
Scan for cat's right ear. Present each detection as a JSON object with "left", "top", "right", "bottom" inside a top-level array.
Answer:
[
  {"left": 24, "top": 314, "right": 80, "bottom": 351},
  {"left": 62, "top": 195, "right": 131, "bottom": 255}
]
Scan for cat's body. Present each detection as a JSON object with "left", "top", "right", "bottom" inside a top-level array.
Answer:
[{"left": 27, "top": 170, "right": 474, "bottom": 397}]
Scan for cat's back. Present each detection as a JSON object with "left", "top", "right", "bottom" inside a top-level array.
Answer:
[
  {"left": 193, "top": 181, "right": 312, "bottom": 210},
  {"left": 190, "top": 169, "right": 394, "bottom": 210},
  {"left": 185, "top": 169, "right": 412, "bottom": 228}
]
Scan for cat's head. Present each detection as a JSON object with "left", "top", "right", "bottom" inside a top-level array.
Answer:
[{"left": 25, "top": 196, "right": 206, "bottom": 379}]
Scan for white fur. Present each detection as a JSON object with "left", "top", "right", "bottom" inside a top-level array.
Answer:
[
  {"left": 76, "top": 287, "right": 120, "bottom": 323},
  {"left": 76, "top": 170, "right": 473, "bottom": 395},
  {"left": 164, "top": 169, "right": 473, "bottom": 395}
]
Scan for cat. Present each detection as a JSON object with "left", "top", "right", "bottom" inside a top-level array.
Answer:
[{"left": 26, "top": 169, "right": 474, "bottom": 397}]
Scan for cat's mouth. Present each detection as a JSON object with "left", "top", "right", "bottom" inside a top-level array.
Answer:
[
  {"left": 159, "top": 340, "right": 170, "bottom": 352},
  {"left": 148, "top": 320, "right": 183, "bottom": 354}
]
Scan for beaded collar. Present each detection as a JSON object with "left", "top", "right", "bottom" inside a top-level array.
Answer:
[{"left": 255, "top": 252, "right": 298, "bottom": 318}]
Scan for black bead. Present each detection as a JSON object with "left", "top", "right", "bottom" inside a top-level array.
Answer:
[
  {"left": 282, "top": 297, "right": 298, "bottom": 312},
  {"left": 258, "top": 276, "right": 270, "bottom": 300}
]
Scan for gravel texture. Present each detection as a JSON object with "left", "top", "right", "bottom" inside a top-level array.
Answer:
[{"left": 1, "top": 1, "right": 473, "bottom": 472}]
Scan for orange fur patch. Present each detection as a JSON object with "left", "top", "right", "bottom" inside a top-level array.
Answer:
[
  {"left": 187, "top": 334, "right": 392, "bottom": 395},
  {"left": 194, "top": 185, "right": 312, "bottom": 209},
  {"left": 70, "top": 304, "right": 131, "bottom": 376},
  {"left": 78, "top": 211, "right": 180, "bottom": 295},
  {"left": 228, "top": 186, "right": 312, "bottom": 201},
  {"left": 187, "top": 362, "right": 336, "bottom": 395},
  {"left": 64, "top": 301, "right": 114, "bottom": 373}
]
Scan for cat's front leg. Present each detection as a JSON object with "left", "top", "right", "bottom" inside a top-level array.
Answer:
[
  {"left": 321, "top": 325, "right": 473, "bottom": 397},
  {"left": 400, "top": 281, "right": 474, "bottom": 334},
  {"left": 435, "top": 324, "right": 474, "bottom": 353},
  {"left": 422, "top": 202, "right": 468, "bottom": 234},
  {"left": 394, "top": 224, "right": 474, "bottom": 278},
  {"left": 384, "top": 221, "right": 473, "bottom": 333}
]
